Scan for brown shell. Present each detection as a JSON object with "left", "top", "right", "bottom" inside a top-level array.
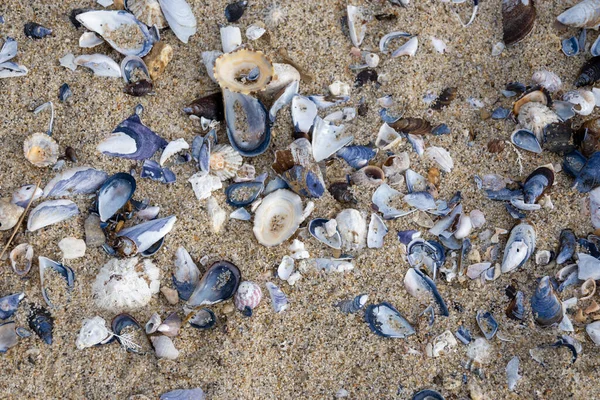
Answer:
[
  {"left": 272, "top": 148, "right": 295, "bottom": 175},
  {"left": 390, "top": 118, "right": 431, "bottom": 135},
  {"left": 582, "top": 117, "right": 600, "bottom": 157},
  {"left": 328, "top": 182, "right": 357, "bottom": 204},
  {"left": 431, "top": 87, "right": 457, "bottom": 110},
  {"left": 502, "top": 0, "right": 536, "bottom": 46},
  {"left": 487, "top": 139, "right": 505, "bottom": 153},
  {"left": 184, "top": 92, "right": 224, "bottom": 121},
  {"left": 512, "top": 86, "right": 551, "bottom": 116},
  {"left": 213, "top": 49, "right": 274, "bottom": 94}
]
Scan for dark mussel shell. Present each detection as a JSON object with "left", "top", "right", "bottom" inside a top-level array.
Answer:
[
  {"left": 476, "top": 310, "right": 498, "bottom": 339},
  {"left": 505, "top": 203, "right": 526, "bottom": 219},
  {"left": 431, "top": 123, "right": 451, "bottom": 136},
  {"left": 531, "top": 276, "right": 563, "bottom": 327},
  {"left": 502, "top": 0, "right": 536, "bottom": 46},
  {"left": 336, "top": 145, "right": 377, "bottom": 169},
  {"left": 556, "top": 229, "right": 576, "bottom": 265},
  {"left": 24, "top": 22, "right": 52, "bottom": 39},
  {"left": 281, "top": 165, "right": 325, "bottom": 198},
  {"left": 581, "top": 117, "right": 600, "bottom": 157},
  {"left": 506, "top": 290, "right": 526, "bottom": 320},
  {"left": 511, "top": 129, "right": 542, "bottom": 154},
  {"left": 431, "top": 87, "right": 457, "bottom": 110},
  {"left": 69, "top": 8, "right": 91, "bottom": 29},
  {"left": 543, "top": 122, "right": 573, "bottom": 155},
  {"left": 334, "top": 294, "right": 368, "bottom": 314},
  {"left": 390, "top": 117, "right": 431, "bottom": 135},
  {"left": 575, "top": 56, "right": 600, "bottom": 87},
  {"left": 188, "top": 308, "right": 217, "bottom": 329},
  {"left": 0, "top": 293, "right": 25, "bottom": 320},
  {"left": 364, "top": 302, "right": 415, "bottom": 338},
  {"left": 225, "top": 0, "right": 248, "bottom": 22},
  {"left": 116, "top": 215, "right": 176, "bottom": 256},
  {"left": 97, "top": 172, "right": 136, "bottom": 222},
  {"left": 225, "top": 181, "right": 264, "bottom": 207},
  {"left": 412, "top": 390, "right": 445, "bottom": 400},
  {"left": 183, "top": 92, "right": 224, "bottom": 121},
  {"left": 329, "top": 181, "right": 357, "bottom": 204},
  {"left": 223, "top": 89, "right": 271, "bottom": 157},
  {"left": 28, "top": 305, "right": 53, "bottom": 345},
  {"left": 523, "top": 166, "right": 554, "bottom": 204},
  {"left": 124, "top": 79, "right": 153, "bottom": 97},
  {"left": 563, "top": 150, "right": 587, "bottom": 178},
  {"left": 574, "top": 151, "right": 600, "bottom": 192},
  {"left": 111, "top": 313, "right": 148, "bottom": 354},
  {"left": 186, "top": 261, "right": 241, "bottom": 308},
  {"left": 355, "top": 69, "right": 378, "bottom": 87},
  {"left": 58, "top": 83, "right": 72, "bottom": 102}
]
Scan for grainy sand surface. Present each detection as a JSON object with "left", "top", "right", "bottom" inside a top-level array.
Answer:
[{"left": 1, "top": 0, "right": 600, "bottom": 399}]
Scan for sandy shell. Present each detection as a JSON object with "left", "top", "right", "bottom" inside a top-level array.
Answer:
[
  {"left": 143, "top": 41, "right": 173, "bottom": 80},
  {"left": 213, "top": 49, "right": 274, "bottom": 94},
  {"left": 253, "top": 189, "right": 303, "bottom": 247},
  {"left": 23, "top": 132, "right": 59, "bottom": 167},
  {"left": 126, "top": 0, "right": 167, "bottom": 29},
  {"left": 210, "top": 144, "right": 243, "bottom": 180},
  {"left": 9, "top": 243, "right": 33, "bottom": 276},
  {"left": 0, "top": 199, "right": 24, "bottom": 231}
]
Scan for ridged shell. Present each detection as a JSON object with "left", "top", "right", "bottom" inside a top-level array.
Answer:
[
  {"left": 23, "top": 133, "right": 59, "bottom": 167},
  {"left": 389, "top": 117, "right": 431, "bottom": 135},
  {"left": 213, "top": 49, "right": 274, "bottom": 94},
  {"left": 209, "top": 144, "right": 242, "bottom": 180},
  {"left": 234, "top": 281, "right": 263, "bottom": 316},
  {"left": 502, "top": 0, "right": 536, "bottom": 46},
  {"left": 125, "top": 0, "right": 167, "bottom": 29},
  {"left": 575, "top": 56, "right": 600, "bottom": 87},
  {"left": 531, "top": 276, "right": 563, "bottom": 327},
  {"left": 557, "top": 0, "right": 600, "bottom": 29}
]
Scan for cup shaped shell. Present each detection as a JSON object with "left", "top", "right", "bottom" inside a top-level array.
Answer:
[
  {"left": 210, "top": 144, "right": 242, "bottom": 180},
  {"left": 364, "top": 302, "right": 415, "bottom": 338},
  {"left": 502, "top": 0, "right": 536, "bottom": 46},
  {"left": 125, "top": 0, "right": 167, "bottom": 29},
  {"left": 10, "top": 243, "right": 33, "bottom": 276},
  {"left": 213, "top": 49, "right": 274, "bottom": 94},
  {"left": 531, "top": 276, "right": 563, "bottom": 327},
  {"left": 23, "top": 133, "right": 59, "bottom": 167},
  {"left": 253, "top": 189, "right": 303, "bottom": 246}
]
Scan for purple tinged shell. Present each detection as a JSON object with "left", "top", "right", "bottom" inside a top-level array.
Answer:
[
  {"left": 225, "top": 181, "right": 264, "bottom": 207},
  {"left": 364, "top": 302, "right": 415, "bottom": 338},
  {"left": 266, "top": 282, "right": 288, "bottom": 313},
  {"left": 556, "top": 229, "right": 576, "bottom": 265},
  {"left": 188, "top": 308, "right": 216, "bottom": 330},
  {"left": 97, "top": 111, "right": 167, "bottom": 160},
  {"left": 0, "top": 293, "right": 25, "bottom": 320},
  {"left": 160, "top": 388, "right": 206, "bottom": 400},
  {"left": 397, "top": 229, "right": 420, "bottom": 245},
  {"left": 223, "top": 88, "right": 271, "bottom": 157},
  {"left": 531, "top": 276, "right": 563, "bottom": 327},
  {"left": 116, "top": 215, "right": 176, "bottom": 256},
  {"left": 172, "top": 246, "right": 200, "bottom": 301},
  {"left": 234, "top": 281, "right": 263, "bottom": 317},
  {"left": 476, "top": 310, "right": 498, "bottom": 339},
  {"left": 43, "top": 167, "right": 108, "bottom": 198},
  {"left": 574, "top": 152, "right": 600, "bottom": 193},
  {"left": 28, "top": 305, "right": 53, "bottom": 345},
  {"left": 280, "top": 164, "right": 325, "bottom": 198},
  {"left": 141, "top": 160, "right": 176, "bottom": 184},
  {"left": 336, "top": 145, "right": 377, "bottom": 169},
  {"left": 27, "top": 200, "right": 79, "bottom": 232},
  {"left": 97, "top": 173, "right": 136, "bottom": 222},
  {"left": 11, "top": 184, "right": 43, "bottom": 208},
  {"left": 185, "top": 261, "right": 241, "bottom": 308},
  {"left": 0, "top": 321, "right": 18, "bottom": 353}
]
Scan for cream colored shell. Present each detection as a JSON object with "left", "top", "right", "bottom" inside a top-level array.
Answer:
[
  {"left": 23, "top": 132, "right": 59, "bottom": 168},
  {"left": 213, "top": 49, "right": 275, "bottom": 94}
]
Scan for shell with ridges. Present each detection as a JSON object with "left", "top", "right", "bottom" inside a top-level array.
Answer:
[
  {"left": 210, "top": 144, "right": 242, "bottom": 180},
  {"left": 502, "top": 0, "right": 536, "bottom": 46},
  {"left": 213, "top": 49, "right": 274, "bottom": 94},
  {"left": 234, "top": 281, "right": 263, "bottom": 317},
  {"left": 23, "top": 133, "right": 59, "bottom": 167},
  {"left": 253, "top": 189, "right": 303, "bottom": 247}
]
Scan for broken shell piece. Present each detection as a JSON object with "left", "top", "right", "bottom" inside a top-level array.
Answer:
[
  {"left": 367, "top": 213, "right": 388, "bottom": 249},
  {"left": 266, "top": 282, "right": 288, "bottom": 313},
  {"left": 557, "top": 0, "right": 600, "bottom": 29},
  {"left": 564, "top": 90, "right": 595, "bottom": 116},
  {"left": 532, "top": 70, "right": 561, "bottom": 92},
  {"left": 159, "top": 138, "right": 189, "bottom": 166},
  {"left": 246, "top": 24, "right": 266, "bottom": 40},
  {"left": 172, "top": 246, "right": 200, "bottom": 301},
  {"left": 10, "top": 243, "right": 33, "bottom": 276},
  {"left": 253, "top": 189, "right": 303, "bottom": 247},
  {"left": 158, "top": 0, "right": 197, "bottom": 43},
  {"left": 291, "top": 95, "right": 317, "bottom": 134},
  {"left": 207, "top": 196, "right": 226, "bottom": 234},
  {"left": 76, "top": 316, "right": 112, "bottom": 349},
  {"left": 372, "top": 183, "right": 414, "bottom": 219},
  {"left": 43, "top": 167, "right": 108, "bottom": 198},
  {"left": 347, "top": 5, "right": 368, "bottom": 47},
  {"left": 39, "top": 257, "right": 75, "bottom": 308},
  {"left": 214, "top": 49, "right": 274, "bottom": 94},
  {"left": 311, "top": 117, "right": 353, "bottom": 162},
  {"left": 74, "top": 54, "right": 122, "bottom": 77},
  {"left": 430, "top": 37, "right": 447, "bottom": 53},
  {"left": 79, "top": 32, "right": 104, "bottom": 48},
  {"left": 308, "top": 218, "right": 342, "bottom": 249},
  {"left": 0, "top": 199, "right": 24, "bottom": 231},
  {"left": 115, "top": 215, "right": 176, "bottom": 256},
  {"left": 145, "top": 312, "right": 161, "bottom": 334},
  {"left": 12, "top": 184, "right": 43, "bottom": 208},
  {"left": 27, "top": 200, "right": 79, "bottom": 232},
  {"left": 143, "top": 41, "right": 173, "bottom": 80},
  {"left": 581, "top": 278, "right": 596, "bottom": 300},
  {"left": 425, "top": 146, "right": 453, "bottom": 173},
  {"left": 23, "top": 132, "right": 59, "bottom": 167},
  {"left": 335, "top": 209, "right": 367, "bottom": 251},
  {"left": 392, "top": 36, "right": 418, "bottom": 57},
  {"left": 278, "top": 255, "right": 295, "bottom": 281},
  {"left": 501, "top": 223, "right": 536, "bottom": 273},
  {"left": 125, "top": 0, "right": 167, "bottom": 29},
  {"left": 219, "top": 25, "right": 241, "bottom": 53},
  {"left": 58, "top": 237, "right": 86, "bottom": 259}
]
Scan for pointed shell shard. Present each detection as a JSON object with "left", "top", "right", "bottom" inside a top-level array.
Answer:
[
  {"left": 98, "top": 112, "right": 167, "bottom": 160},
  {"left": 74, "top": 54, "right": 121, "bottom": 77},
  {"left": 27, "top": 200, "right": 79, "bottom": 232},
  {"left": 266, "top": 282, "right": 288, "bottom": 313},
  {"left": 116, "top": 215, "right": 176, "bottom": 255},
  {"left": 312, "top": 117, "right": 353, "bottom": 162},
  {"left": 291, "top": 95, "right": 318, "bottom": 133},
  {"left": 172, "top": 246, "right": 200, "bottom": 301},
  {"left": 367, "top": 213, "right": 388, "bottom": 249},
  {"left": 347, "top": 5, "right": 368, "bottom": 47}
]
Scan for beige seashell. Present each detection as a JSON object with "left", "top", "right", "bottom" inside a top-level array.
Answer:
[
  {"left": 564, "top": 89, "right": 596, "bottom": 116},
  {"left": 23, "top": 132, "right": 59, "bottom": 167},
  {"left": 9, "top": 243, "right": 33, "bottom": 276},
  {"left": 557, "top": 0, "right": 600, "bottom": 29},
  {"left": 517, "top": 102, "right": 559, "bottom": 142},
  {"left": 126, "top": 0, "right": 167, "bottom": 29},
  {"left": 531, "top": 70, "right": 562, "bottom": 92},
  {"left": 253, "top": 189, "right": 303, "bottom": 247},
  {"left": 264, "top": 63, "right": 301, "bottom": 97},
  {"left": 150, "top": 335, "right": 179, "bottom": 360},
  {"left": 143, "top": 41, "right": 173, "bottom": 80},
  {"left": 0, "top": 199, "right": 24, "bottom": 231},
  {"left": 213, "top": 49, "right": 274, "bottom": 94},
  {"left": 209, "top": 144, "right": 243, "bottom": 180}
]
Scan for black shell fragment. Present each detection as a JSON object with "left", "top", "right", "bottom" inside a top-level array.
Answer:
[
  {"left": 24, "top": 22, "right": 52, "bottom": 39},
  {"left": 225, "top": 1, "right": 248, "bottom": 22}
]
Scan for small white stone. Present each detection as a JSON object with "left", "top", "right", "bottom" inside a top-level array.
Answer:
[
  {"left": 430, "top": 36, "right": 447, "bottom": 54},
  {"left": 302, "top": 201, "right": 315, "bottom": 221},
  {"left": 329, "top": 80, "right": 351, "bottom": 96},
  {"left": 287, "top": 271, "right": 302, "bottom": 285},
  {"left": 364, "top": 53, "right": 379, "bottom": 68},
  {"left": 535, "top": 250, "right": 551, "bottom": 266},
  {"left": 246, "top": 24, "right": 266, "bottom": 40},
  {"left": 288, "top": 239, "right": 305, "bottom": 252},
  {"left": 291, "top": 250, "right": 310, "bottom": 260},
  {"left": 58, "top": 237, "right": 86, "bottom": 259},
  {"left": 278, "top": 255, "right": 295, "bottom": 281},
  {"left": 207, "top": 197, "right": 226, "bottom": 234},
  {"left": 492, "top": 41, "right": 505, "bottom": 56}
]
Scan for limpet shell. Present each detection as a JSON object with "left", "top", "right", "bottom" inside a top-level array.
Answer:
[{"left": 213, "top": 48, "right": 274, "bottom": 94}]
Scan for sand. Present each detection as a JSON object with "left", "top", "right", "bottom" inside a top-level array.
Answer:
[{"left": 1, "top": 0, "right": 600, "bottom": 398}]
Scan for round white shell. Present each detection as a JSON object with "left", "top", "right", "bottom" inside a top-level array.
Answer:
[{"left": 253, "top": 189, "right": 303, "bottom": 247}]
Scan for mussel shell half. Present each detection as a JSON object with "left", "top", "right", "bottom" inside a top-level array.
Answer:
[
  {"left": 501, "top": 223, "right": 536, "bottom": 273},
  {"left": 223, "top": 89, "right": 271, "bottom": 156},
  {"left": 412, "top": 389, "right": 445, "bottom": 400},
  {"left": 44, "top": 167, "right": 108, "bottom": 198},
  {"left": 562, "top": 150, "right": 587, "bottom": 178},
  {"left": 404, "top": 267, "right": 449, "bottom": 316},
  {"left": 39, "top": 257, "right": 75, "bottom": 309},
  {"left": 523, "top": 166, "right": 554, "bottom": 204},
  {"left": 111, "top": 313, "right": 148, "bottom": 354},
  {"left": 0, "top": 293, "right": 25, "bottom": 320},
  {"left": 225, "top": 181, "right": 264, "bottom": 207},
  {"left": 530, "top": 276, "right": 563, "bottom": 327},
  {"left": 574, "top": 151, "right": 600, "bottom": 192},
  {"left": 556, "top": 229, "right": 576, "bottom": 265},
  {"left": 308, "top": 218, "right": 342, "bottom": 249},
  {"left": 185, "top": 261, "right": 241, "bottom": 308},
  {"left": 364, "top": 302, "right": 415, "bottom": 338},
  {"left": 28, "top": 305, "right": 54, "bottom": 345},
  {"left": 506, "top": 291, "right": 526, "bottom": 320},
  {"left": 510, "top": 129, "right": 541, "bottom": 154},
  {"left": 120, "top": 55, "right": 150, "bottom": 84},
  {"left": 336, "top": 145, "right": 377, "bottom": 169},
  {"left": 27, "top": 200, "right": 79, "bottom": 232},
  {"left": 116, "top": 215, "right": 176, "bottom": 256},
  {"left": 502, "top": 0, "right": 536, "bottom": 46},
  {"left": 97, "top": 172, "right": 136, "bottom": 222},
  {"left": 188, "top": 308, "right": 216, "bottom": 329},
  {"left": 172, "top": 246, "right": 200, "bottom": 301}
]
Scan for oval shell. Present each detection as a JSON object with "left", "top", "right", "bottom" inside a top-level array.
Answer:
[
  {"left": 253, "top": 189, "right": 303, "bottom": 247},
  {"left": 234, "top": 281, "right": 263, "bottom": 316},
  {"left": 23, "top": 133, "right": 59, "bottom": 167}
]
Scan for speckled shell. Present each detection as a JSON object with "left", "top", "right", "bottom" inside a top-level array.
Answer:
[
  {"left": 23, "top": 132, "right": 59, "bottom": 167},
  {"left": 502, "top": 0, "right": 536, "bottom": 46},
  {"left": 210, "top": 144, "right": 242, "bottom": 181},
  {"left": 234, "top": 281, "right": 263, "bottom": 316},
  {"left": 213, "top": 48, "right": 274, "bottom": 94}
]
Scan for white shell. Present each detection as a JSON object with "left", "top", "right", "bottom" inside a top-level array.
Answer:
[
  {"left": 335, "top": 209, "right": 367, "bottom": 251},
  {"left": 58, "top": 237, "right": 86, "bottom": 259},
  {"left": 23, "top": 132, "right": 60, "bottom": 167},
  {"left": 454, "top": 215, "right": 473, "bottom": 240},
  {"left": 220, "top": 26, "right": 242, "bottom": 53},
  {"left": 425, "top": 146, "right": 453, "bottom": 173},
  {"left": 372, "top": 183, "right": 414, "bottom": 219},
  {"left": 365, "top": 53, "right": 379, "bottom": 67},
  {"left": 74, "top": 54, "right": 121, "bottom": 77},
  {"left": 264, "top": 63, "right": 301, "bottom": 97},
  {"left": 557, "top": 0, "right": 600, "bottom": 29},
  {"left": 79, "top": 32, "right": 104, "bottom": 48},
  {"left": 470, "top": 209, "right": 486, "bottom": 228},
  {"left": 347, "top": 5, "right": 368, "bottom": 47},
  {"left": 59, "top": 53, "right": 77, "bottom": 71},
  {"left": 253, "top": 189, "right": 303, "bottom": 247},
  {"left": 367, "top": 213, "right": 388, "bottom": 249},
  {"left": 329, "top": 80, "right": 351, "bottom": 97},
  {"left": 578, "top": 253, "right": 600, "bottom": 280},
  {"left": 151, "top": 335, "right": 179, "bottom": 360},
  {"left": 189, "top": 171, "right": 222, "bottom": 200},
  {"left": 158, "top": 0, "right": 197, "bottom": 43},
  {"left": 160, "top": 138, "right": 189, "bottom": 166},
  {"left": 430, "top": 37, "right": 447, "bottom": 53},
  {"left": 587, "top": 320, "right": 600, "bottom": 345},
  {"left": 230, "top": 207, "right": 251, "bottom": 220},
  {"left": 201, "top": 50, "right": 223, "bottom": 83},
  {"left": 76, "top": 316, "right": 112, "bottom": 349},
  {"left": 246, "top": 24, "right": 266, "bottom": 40},
  {"left": 92, "top": 257, "right": 160, "bottom": 311},
  {"left": 291, "top": 95, "right": 318, "bottom": 133},
  {"left": 27, "top": 199, "right": 79, "bottom": 232},
  {"left": 311, "top": 117, "right": 353, "bottom": 162},
  {"left": 145, "top": 312, "right": 162, "bottom": 334},
  {"left": 376, "top": 123, "right": 402, "bottom": 149},
  {"left": 506, "top": 356, "right": 521, "bottom": 391},
  {"left": 590, "top": 187, "right": 600, "bottom": 229},
  {"left": 210, "top": 144, "right": 242, "bottom": 180},
  {"left": 517, "top": 102, "right": 559, "bottom": 142},
  {"left": 531, "top": 70, "right": 562, "bottom": 92},
  {"left": 564, "top": 90, "right": 596, "bottom": 116},
  {"left": 9, "top": 243, "right": 33, "bottom": 275},
  {"left": 491, "top": 41, "right": 505, "bottom": 56},
  {"left": 277, "top": 255, "right": 295, "bottom": 280},
  {"left": 206, "top": 196, "right": 226, "bottom": 234},
  {"left": 0, "top": 199, "right": 24, "bottom": 231},
  {"left": 392, "top": 37, "right": 418, "bottom": 57}
]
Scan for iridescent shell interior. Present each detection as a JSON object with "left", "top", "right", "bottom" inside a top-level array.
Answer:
[{"left": 213, "top": 49, "right": 274, "bottom": 94}]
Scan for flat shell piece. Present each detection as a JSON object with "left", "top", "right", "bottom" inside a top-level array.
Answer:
[{"left": 27, "top": 200, "right": 79, "bottom": 232}]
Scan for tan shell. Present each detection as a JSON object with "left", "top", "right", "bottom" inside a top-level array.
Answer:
[
  {"left": 0, "top": 199, "right": 24, "bottom": 231},
  {"left": 512, "top": 88, "right": 551, "bottom": 116},
  {"left": 126, "top": 0, "right": 167, "bottom": 29},
  {"left": 210, "top": 144, "right": 243, "bottom": 181},
  {"left": 23, "top": 132, "right": 59, "bottom": 167},
  {"left": 143, "top": 41, "right": 173, "bottom": 80},
  {"left": 213, "top": 49, "right": 274, "bottom": 94}
]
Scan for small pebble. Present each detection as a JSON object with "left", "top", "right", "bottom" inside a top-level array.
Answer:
[
  {"left": 58, "top": 237, "right": 86, "bottom": 259},
  {"left": 84, "top": 214, "right": 105, "bottom": 247},
  {"left": 161, "top": 287, "right": 179, "bottom": 305}
]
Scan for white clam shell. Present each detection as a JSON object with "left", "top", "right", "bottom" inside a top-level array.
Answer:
[
  {"left": 367, "top": 213, "right": 388, "bottom": 249},
  {"left": 74, "top": 54, "right": 121, "bottom": 77},
  {"left": 79, "top": 32, "right": 104, "bottom": 48},
  {"left": 564, "top": 90, "right": 596, "bottom": 116},
  {"left": 76, "top": 316, "right": 112, "bottom": 349},
  {"left": 158, "top": 0, "right": 197, "bottom": 43},
  {"left": 220, "top": 26, "right": 241, "bottom": 53},
  {"left": 253, "top": 189, "right": 303, "bottom": 247},
  {"left": 335, "top": 209, "right": 367, "bottom": 251},
  {"left": 151, "top": 335, "right": 179, "bottom": 360},
  {"left": 311, "top": 117, "right": 353, "bottom": 162},
  {"left": 347, "top": 5, "right": 368, "bottom": 47},
  {"left": 27, "top": 199, "right": 79, "bottom": 232},
  {"left": 160, "top": 138, "right": 189, "bottom": 166},
  {"left": 291, "top": 95, "right": 318, "bottom": 133}
]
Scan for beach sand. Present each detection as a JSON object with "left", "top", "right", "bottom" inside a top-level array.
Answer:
[{"left": 1, "top": 0, "right": 599, "bottom": 398}]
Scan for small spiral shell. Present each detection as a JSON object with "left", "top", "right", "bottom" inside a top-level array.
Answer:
[{"left": 234, "top": 281, "right": 263, "bottom": 317}]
